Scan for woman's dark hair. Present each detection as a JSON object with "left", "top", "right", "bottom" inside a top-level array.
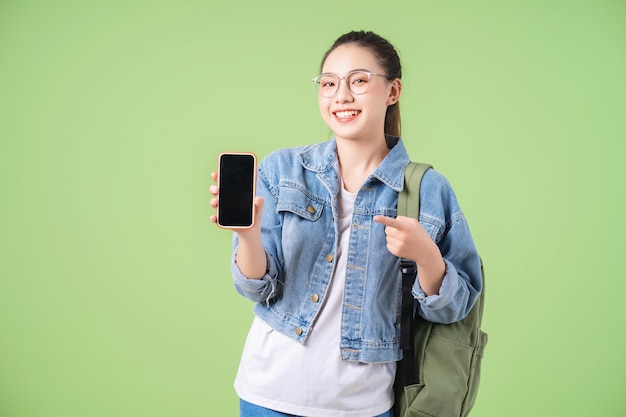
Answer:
[{"left": 320, "top": 30, "right": 402, "bottom": 137}]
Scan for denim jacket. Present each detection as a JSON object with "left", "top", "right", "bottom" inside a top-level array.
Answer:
[{"left": 231, "top": 137, "right": 482, "bottom": 363}]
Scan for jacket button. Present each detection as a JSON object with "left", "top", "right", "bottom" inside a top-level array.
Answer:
[
  {"left": 311, "top": 294, "right": 319, "bottom": 303},
  {"left": 307, "top": 205, "right": 316, "bottom": 214},
  {"left": 295, "top": 327, "right": 303, "bottom": 336},
  {"left": 325, "top": 254, "right": 333, "bottom": 263}
]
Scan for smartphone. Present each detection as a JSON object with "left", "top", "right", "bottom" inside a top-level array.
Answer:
[{"left": 217, "top": 152, "right": 257, "bottom": 228}]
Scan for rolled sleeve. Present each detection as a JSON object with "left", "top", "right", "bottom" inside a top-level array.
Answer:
[
  {"left": 412, "top": 258, "right": 459, "bottom": 308},
  {"left": 412, "top": 257, "right": 476, "bottom": 324},
  {"left": 231, "top": 250, "right": 281, "bottom": 305}
]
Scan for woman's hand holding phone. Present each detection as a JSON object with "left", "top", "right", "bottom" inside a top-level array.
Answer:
[
  {"left": 210, "top": 153, "right": 267, "bottom": 279},
  {"left": 214, "top": 152, "right": 257, "bottom": 229},
  {"left": 209, "top": 171, "right": 264, "bottom": 235}
]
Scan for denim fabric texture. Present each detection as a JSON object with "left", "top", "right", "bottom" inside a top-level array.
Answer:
[
  {"left": 239, "top": 399, "right": 393, "bottom": 417},
  {"left": 231, "top": 137, "right": 482, "bottom": 363}
]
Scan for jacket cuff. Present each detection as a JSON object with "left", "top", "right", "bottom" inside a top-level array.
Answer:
[
  {"left": 231, "top": 252, "right": 279, "bottom": 303},
  {"left": 411, "top": 258, "right": 459, "bottom": 310}
]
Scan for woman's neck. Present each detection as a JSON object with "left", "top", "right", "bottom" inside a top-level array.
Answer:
[{"left": 336, "top": 136, "right": 390, "bottom": 193}]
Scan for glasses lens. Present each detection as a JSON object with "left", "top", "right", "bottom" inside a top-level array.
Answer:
[
  {"left": 315, "top": 74, "right": 339, "bottom": 97},
  {"left": 347, "top": 71, "right": 371, "bottom": 95},
  {"left": 313, "top": 72, "right": 375, "bottom": 97}
]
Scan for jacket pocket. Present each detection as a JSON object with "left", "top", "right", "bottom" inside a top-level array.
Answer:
[{"left": 276, "top": 186, "right": 324, "bottom": 221}]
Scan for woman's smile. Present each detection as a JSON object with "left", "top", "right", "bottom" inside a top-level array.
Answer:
[{"left": 333, "top": 109, "right": 361, "bottom": 121}]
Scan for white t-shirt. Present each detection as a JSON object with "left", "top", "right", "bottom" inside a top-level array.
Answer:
[{"left": 234, "top": 186, "right": 396, "bottom": 417}]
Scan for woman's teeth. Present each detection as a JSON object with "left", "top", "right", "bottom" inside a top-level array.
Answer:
[{"left": 335, "top": 111, "right": 359, "bottom": 118}]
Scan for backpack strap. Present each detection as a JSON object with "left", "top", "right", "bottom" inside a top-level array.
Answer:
[
  {"left": 398, "top": 162, "right": 432, "bottom": 386},
  {"left": 398, "top": 162, "right": 431, "bottom": 219}
]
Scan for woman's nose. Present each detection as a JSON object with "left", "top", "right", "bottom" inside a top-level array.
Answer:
[{"left": 335, "top": 79, "right": 353, "bottom": 102}]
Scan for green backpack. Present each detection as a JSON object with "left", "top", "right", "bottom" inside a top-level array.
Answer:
[{"left": 394, "top": 162, "right": 487, "bottom": 417}]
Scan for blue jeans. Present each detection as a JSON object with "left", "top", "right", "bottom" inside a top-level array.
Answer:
[{"left": 240, "top": 399, "right": 393, "bottom": 417}]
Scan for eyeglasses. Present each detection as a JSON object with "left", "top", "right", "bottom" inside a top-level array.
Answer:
[{"left": 312, "top": 70, "right": 388, "bottom": 98}]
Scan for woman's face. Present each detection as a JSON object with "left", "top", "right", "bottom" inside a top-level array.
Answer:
[{"left": 318, "top": 44, "right": 401, "bottom": 143}]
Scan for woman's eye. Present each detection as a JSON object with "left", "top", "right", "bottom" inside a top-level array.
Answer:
[{"left": 319, "top": 77, "right": 336, "bottom": 88}]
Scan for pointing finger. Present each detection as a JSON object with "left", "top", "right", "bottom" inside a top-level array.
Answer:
[{"left": 374, "top": 215, "right": 398, "bottom": 228}]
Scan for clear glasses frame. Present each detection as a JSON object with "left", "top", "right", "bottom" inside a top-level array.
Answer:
[{"left": 312, "top": 70, "right": 388, "bottom": 98}]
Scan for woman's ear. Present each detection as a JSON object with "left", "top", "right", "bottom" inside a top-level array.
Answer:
[{"left": 387, "top": 78, "right": 402, "bottom": 105}]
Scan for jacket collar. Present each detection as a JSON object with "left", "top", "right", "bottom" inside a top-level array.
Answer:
[{"left": 297, "top": 136, "right": 410, "bottom": 192}]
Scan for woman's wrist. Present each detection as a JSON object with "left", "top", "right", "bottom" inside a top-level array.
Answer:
[{"left": 416, "top": 248, "right": 445, "bottom": 296}]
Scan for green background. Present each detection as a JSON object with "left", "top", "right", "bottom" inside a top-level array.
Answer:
[{"left": 1, "top": 1, "right": 625, "bottom": 416}]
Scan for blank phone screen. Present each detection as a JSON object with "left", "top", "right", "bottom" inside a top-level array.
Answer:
[{"left": 218, "top": 153, "right": 255, "bottom": 227}]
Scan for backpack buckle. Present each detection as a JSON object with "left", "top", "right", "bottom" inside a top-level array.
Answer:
[{"left": 400, "top": 258, "right": 415, "bottom": 275}]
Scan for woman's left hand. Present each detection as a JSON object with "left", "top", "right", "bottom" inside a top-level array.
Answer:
[
  {"left": 373, "top": 215, "right": 434, "bottom": 261},
  {"left": 374, "top": 215, "right": 445, "bottom": 295}
]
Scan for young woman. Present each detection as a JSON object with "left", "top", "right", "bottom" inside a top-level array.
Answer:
[{"left": 210, "top": 30, "right": 482, "bottom": 417}]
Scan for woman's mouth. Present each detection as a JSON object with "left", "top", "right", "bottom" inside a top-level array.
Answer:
[{"left": 333, "top": 110, "right": 361, "bottom": 121}]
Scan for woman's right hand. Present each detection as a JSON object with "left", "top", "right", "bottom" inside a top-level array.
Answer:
[
  {"left": 209, "top": 172, "right": 264, "bottom": 233},
  {"left": 210, "top": 172, "right": 267, "bottom": 279}
]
